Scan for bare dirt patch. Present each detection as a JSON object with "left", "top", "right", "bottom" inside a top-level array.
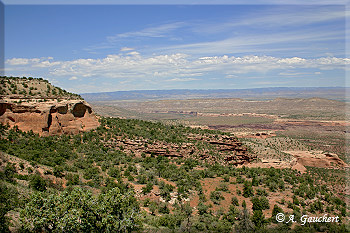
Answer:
[{"left": 284, "top": 150, "right": 348, "bottom": 169}]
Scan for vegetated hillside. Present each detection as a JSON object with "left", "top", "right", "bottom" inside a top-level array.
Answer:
[
  {"left": 0, "top": 77, "right": 348, "bottom": 232},
  {"left": 0, "top": 76, "right": 82, "bottom": 100},
  {"left": 0, "top": 118, "right": 348, "bottom": 232}
]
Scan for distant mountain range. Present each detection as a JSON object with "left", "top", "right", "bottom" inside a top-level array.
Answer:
[{"left": 81, "top": 87, "right": 349, "bottom": 102}]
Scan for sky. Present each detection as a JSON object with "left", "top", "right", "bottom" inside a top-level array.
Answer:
[{"left": 3, "top": 2, "right": 349, "bottom": 93}]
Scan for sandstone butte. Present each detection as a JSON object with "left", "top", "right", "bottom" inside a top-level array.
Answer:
[{"left": 0, "top": 97, "right": 100, "bottom": 136}]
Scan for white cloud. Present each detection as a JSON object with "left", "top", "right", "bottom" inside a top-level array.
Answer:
[
  {"left": 6, "top": 58, "right": 33, "bottom": 65},
  {"left": 6, "top": 57, "right": 59, "bottom": 67},
  {"left": 127, "top": 51, "right": 140, "bottom": 56},
  {"left": 120, "top": 47, "right": 135, "bottom": 52},
  {"left": 34, "top": 60, "right": 61, "bottom": 68},
  {"left": 225, "top": 74, "right": 238, "bottom": 79},
  {"left": 279, "top": 72, "right": 313, "bottom": 76},
  {"left": 166, "top": 77, "right": 200, "bottom": 82},
  {"left": 5, "top": 54, "right": 349, "bottom": 83},
  {"left": 69, "top": 76, "right": 78, "bottom": 80}
]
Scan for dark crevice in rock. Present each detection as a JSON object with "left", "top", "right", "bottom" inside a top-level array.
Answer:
[
  {"left": 55, "top": 115, "right": 64, "bottom": 133},
  {"left": 72, "top": 103, "right": 87, "bottom": 118},
  {"left": 8, "top": 116, "right": 15, "bottom": 122},
  {"left": 48, "top": 114, "right": 52, "bottom": 129},
  {"left": 42, "top": 114, "right": 52, "bottom": 132},
  {"left": 50, "top": 108, "right": 57, "bottom": 113},
  {"left": 0, "top": 103, "right": 8, "bottom": 116},
  {"left": 57, "top": 105, "right": 68, "bottom": 114}
]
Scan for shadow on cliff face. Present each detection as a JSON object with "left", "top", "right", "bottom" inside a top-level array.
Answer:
[
  {"left": 57, "top": 105, "right": 68, "bottom": 114},
  {"left": 0, "top": 103, "right": 11, "bottom": 117},
  {"left": 72, "top": 103, "right": 92, "bottom": 118},
  {"left": 42, "top": 114, "right": 52, "bottom": 132}
]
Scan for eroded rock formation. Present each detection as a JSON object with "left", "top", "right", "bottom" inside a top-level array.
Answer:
[
  {"left": 106, "top": 134, "right": 254, "bottom": 166},
  {"left": 0, "top": 99, "right": 99, "bottom": 135}
]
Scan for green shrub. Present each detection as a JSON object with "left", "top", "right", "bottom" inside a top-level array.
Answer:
[
  {"left": 216, "top": 183, "right": 229, "bottom": 192},
  {"left": 252, "top": 210, "right": 266, "bottom": 230},
  {"left": 271, "top": 204, "right": 283, "bottom": 223},
  {"left": 251, "top": 196, "right": 269, "bottom": 211},
  {"left": 0, "top": 182, "right": 19, "bottom": 232},
  {"left": 231, "top": 196, "right": 239, "bottom": 206},
  {"left": 66, "top": 173, "right": 80, "bottom": 186},
  {"left": 243, "top": 181, "right": 253, "bottom": 197},
  {"left": 143, "top": 198, "right": 151, "bottom": 207},
  {"left": 83, "top": 167, "right": 100, "bottom": 180},
  {"left": 53, "top": 166, "right": 64, "bottom": 178},
  {"left": 158, "top": 202, "right": 170, "bottom": 214},
  {"left": 197, "top": 202, "right": 209, "bottom": 215},
  {"left": 29, "top": 175, "right": 47, "bottom": 192},
  {"left": 210, "top": 191, "right": 224, "bottom": 205},
  {"left": 142, "top": 182, "right": 153, "bottom": 194},
  {"left": 20, "top": 187, "right": 141, "bottom": 232},
  {"left": 107, "top": 167, "right": 120, "bottom": 178},
  {"left": 222, "top": 174, "right": 230, "bottom": 182},
  {"left": 137, "top": 175, "right": 147, "bottom": 184}
]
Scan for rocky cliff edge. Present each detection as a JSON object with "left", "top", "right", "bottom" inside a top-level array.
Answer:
[{"left": 0, "top": 98, "right": 100, "bottom": 135}]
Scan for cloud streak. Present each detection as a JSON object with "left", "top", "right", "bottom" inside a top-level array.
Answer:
[
  {"left": 84, "top": 22, "right": 185, "bottom": 53},
  {"left": 83, "top": 5, "right": 346, "bottom": 58},
  {"left": 153, "top": 27, "right": 344, "bottom": 58},
  {"left": 107, "top": 22, "right": 185, "bottom": 41},
  {"left": 190, "top": 6, "right": 346, "bottom": 36}
]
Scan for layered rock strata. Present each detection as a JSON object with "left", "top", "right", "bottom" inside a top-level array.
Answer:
[{"left": 0, "top": 99, "right": 99, "bottom": 135}]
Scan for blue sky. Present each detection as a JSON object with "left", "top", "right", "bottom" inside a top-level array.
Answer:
[{"left": 3, "top": 2, "right": 349, "bottom": 93}]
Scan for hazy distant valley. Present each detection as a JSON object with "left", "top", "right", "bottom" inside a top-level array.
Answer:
[
  {"left": 1, "top": 77, "right": 349, "bottom": 232},
  {"left": 85, "top": 88, "right": 349, "bottom": 168}
]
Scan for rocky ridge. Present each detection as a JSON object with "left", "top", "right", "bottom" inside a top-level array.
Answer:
[
  {"left": 0, "top": 76, "right": 99, "bottom": 135},
  {"left": 105, "top": 134, "right": 253, "bottom": 165},
  {"left": 0, "top": 98, "right": 99, "bottom": 135}
]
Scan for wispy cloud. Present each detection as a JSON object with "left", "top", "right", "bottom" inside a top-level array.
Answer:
[
  {"left": 84, "top": 22, "right": 185, "bottom": 53},
  {"left": 279, "top": 72, "right": 316, "bottom": 76},
  {"left": 107, "top": 22, "right": 184, "bottom": 41},
  {"left": 225, "top": 74, "right": 238, "bottom": 79},
  {"left": 166, "top": 77, "right": 200, "bottom": 82},
  {"left": 83, "top": 6, "right": 345, "bottom": 58},
  {"left": 154, "top": 27, "right": 344, "bottom": 58},
  {"left": 203, "top": 6, "right": 347, "bottom": 33},
  {"left": 120, "top": 47, "right": 135, "bottom": 52}
]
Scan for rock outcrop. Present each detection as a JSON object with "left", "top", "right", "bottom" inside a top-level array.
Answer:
[{"left": 0, "top": 99, "right": 99, "bottom": 135}]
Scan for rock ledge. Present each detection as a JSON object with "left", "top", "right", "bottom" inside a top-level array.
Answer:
[{"left": 0, "top": 98, "right": 100, "bottom": 135}]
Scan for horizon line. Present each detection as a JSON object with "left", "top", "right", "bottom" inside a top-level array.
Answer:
[{"left": 79, "top": 86, "right": 349, "bottom": 95}]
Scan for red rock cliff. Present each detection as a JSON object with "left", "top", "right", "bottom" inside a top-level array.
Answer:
[{"left": 0, "top": 99, "right": 100, "bottom": 135}]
